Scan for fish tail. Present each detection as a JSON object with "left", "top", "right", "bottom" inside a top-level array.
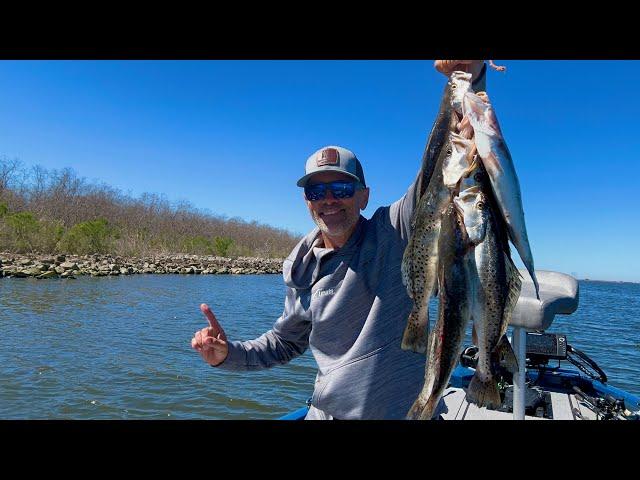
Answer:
[
  {"left": 466, "top": 374, "right": 502, "bottom": 409},
  {"left": 420, "top": 396, "right": 441, "bottom": 420},
  {"left": 401, "top": 303, "right": 430, "bottom": 354},
  {"left": 406, "top": 394, "right": 440, "bottom": 420},
  {"left": 513, "top": 246, "right": 539, "bottom": 300},
  {"left": 406, "top": 396, "right": 426, "bottom": 420},
  {"left": 529, "top": 268, "right": 541, "bottom": 300},
  {"left": 492, "top": 334, "right": 519, "bottom": 375}
]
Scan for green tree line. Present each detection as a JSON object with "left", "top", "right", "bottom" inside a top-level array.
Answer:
[{"left": 0, "top": 157, "right": 301, "bottom": 257}]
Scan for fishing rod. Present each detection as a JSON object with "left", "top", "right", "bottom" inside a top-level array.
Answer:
[{"left": 572, "top": 386, "right": 628, "bottom": 420}]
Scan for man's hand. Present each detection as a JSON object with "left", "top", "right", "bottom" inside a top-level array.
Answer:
[
  {"left": 191, "top": 303, "right": 229, "bottom": 367},
  {"left": 434, "top": 60, "right": 485, "bottom": 81}
]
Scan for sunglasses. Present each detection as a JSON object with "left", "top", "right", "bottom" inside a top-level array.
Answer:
[{"left": 304, "top": 181, "right": 363, "bottom": 201}]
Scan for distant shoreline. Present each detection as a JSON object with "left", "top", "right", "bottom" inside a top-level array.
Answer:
[
  {"left": 1, "top": 252, "right": 637, "bottom": 284},
  {"left": 0, "top": 252, "right": 283, "bottom": 279},
  {"left": 580, "top": 278, "right": 640, "bottom": 285}
]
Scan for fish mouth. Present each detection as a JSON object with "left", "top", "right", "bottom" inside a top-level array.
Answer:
[
  {"left": 463, "top": 92, "right": 489, "bottom": 116},
  {"left": 463, "top": 92, "right": 501, "bottom": 137},
  {"left": 451, "top": 71, "right": 473, "bottom": 81},
  {"left": 457, "top": 186, "right": 481, "bottom": 199},
  {"left": 450, "top": 131, "right": 474, "bottom": 148},
  {"left": 450, "top": 72, "right": 472, "bottom": 114}
]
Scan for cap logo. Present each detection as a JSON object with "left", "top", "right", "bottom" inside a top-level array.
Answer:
[{"left": 316, "top": 148, "right": 340, "bottom": 167}]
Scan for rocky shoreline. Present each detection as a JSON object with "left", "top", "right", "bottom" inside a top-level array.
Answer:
[{"left": 0, "top": 253, "right": 284, "bottom": 279}]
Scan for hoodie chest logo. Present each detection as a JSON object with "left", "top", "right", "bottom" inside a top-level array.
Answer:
[{"left": 312, "top": 288, "right": 335, "bottom": 300}]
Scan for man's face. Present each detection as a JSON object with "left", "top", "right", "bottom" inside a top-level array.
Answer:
[{"left": 304, "top": 171, "right": 369, "bottom": 244}]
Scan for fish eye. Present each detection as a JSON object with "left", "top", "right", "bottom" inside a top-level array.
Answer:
[
  {"left": 446, "top": 149, "right": 452, "bottom": 155},
  {"left": 451, "top": 84, "right": 457, "bottom": 89},
  {"left": 477, "top": 201, "right": 485, "bottom": 210}
]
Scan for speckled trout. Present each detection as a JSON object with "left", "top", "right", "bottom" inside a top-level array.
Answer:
[
  {"left": 455, "top": 159, "right": 521, "bottom": 408},
  {"left": 406, "top": 202, "right": 472, "bottom": 419},
  {"left": 415, "top": 71, "right": 474, "bottom": 200},
  {"left": 401, "top": 72, "right": 473, "bottom": 354},
  {"left": 401, "top": 131, "right": 475, "bottom": 353},
  {"left": 462, "top": 91, "right": 539, "bottom": 299}
]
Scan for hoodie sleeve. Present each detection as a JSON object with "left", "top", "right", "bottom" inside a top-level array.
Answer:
[
  {"left": 386, "top": 63, "right": 488, "bottom": 242},
  {"left": 214, "top": 287, "right": 311, "bottom": 371}
]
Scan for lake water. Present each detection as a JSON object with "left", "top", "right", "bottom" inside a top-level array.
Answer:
[{"left": 0, "top": 275, "right": 638, "bottom": 419}]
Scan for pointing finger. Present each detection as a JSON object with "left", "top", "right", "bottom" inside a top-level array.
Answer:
[{"left": 200, "top": 303, "right": 221, "bottom": 331}]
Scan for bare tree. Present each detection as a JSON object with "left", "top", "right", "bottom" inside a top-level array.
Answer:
[{"left": 0, "top": 160, "right": 302, "bottom": 257}]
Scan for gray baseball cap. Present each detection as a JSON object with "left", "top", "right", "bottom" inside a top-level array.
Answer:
[{"left": 296, "top": 145, "right": 366, "bottom": 188}]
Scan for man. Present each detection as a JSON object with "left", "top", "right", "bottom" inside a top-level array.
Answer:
[{"left": 191, "top": 60, "right": 487, "bottom": 419}]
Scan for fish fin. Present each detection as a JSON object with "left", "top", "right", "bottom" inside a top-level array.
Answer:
[
  {"left": 465, "top": 375, "right": 502, "bottom": 409},
  {"left": 401, "top": 302, "right": 430, "bottom": 354},
  {"left": 492, "top": 334, "right": 519, "bottom": 374},
  {"left": 400, "top": 240, "right": 415, "bottom": 292},
  {"left": 502, "top": 251, "right": 523, "bottom": 334}
]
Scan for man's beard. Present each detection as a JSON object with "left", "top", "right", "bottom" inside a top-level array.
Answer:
[{"left": 311, "top": 209, "right": 358, "bottom": 238}]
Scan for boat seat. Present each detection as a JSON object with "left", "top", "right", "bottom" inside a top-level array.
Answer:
[{"left": 509, "top": 270, "right": 579, "bottom": 331}]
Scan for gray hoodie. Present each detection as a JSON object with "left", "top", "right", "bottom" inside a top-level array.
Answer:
[
  {"left": 217, "top": 67, "right": 487, "bottom": 420},
  {"left": 218, "top": 178, "right": 425, "bottom": 419}
]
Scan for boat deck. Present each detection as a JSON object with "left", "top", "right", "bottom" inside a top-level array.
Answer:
[{"left": 439, "top": 387, "right": 599, "bottom": 420}]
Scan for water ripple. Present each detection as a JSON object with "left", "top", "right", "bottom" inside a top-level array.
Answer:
[{"left": 1, "top": 277, "right": 637, "bottom": 418}]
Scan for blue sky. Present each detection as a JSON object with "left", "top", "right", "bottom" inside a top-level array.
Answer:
[{"left": 0, "top": 60, "right": 638, "bottom": 282}]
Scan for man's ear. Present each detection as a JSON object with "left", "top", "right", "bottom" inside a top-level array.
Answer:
[{"left": 359, "top": 188, "right": 370, "bottom": 210}]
